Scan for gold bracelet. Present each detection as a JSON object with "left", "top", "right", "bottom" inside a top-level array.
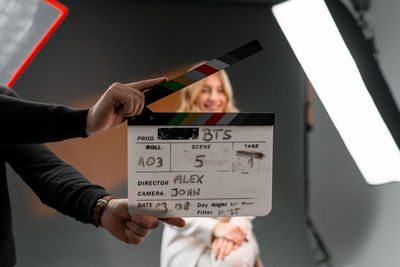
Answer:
[{"left": 93, "top": 195, "right": 116, "bottom": 227}]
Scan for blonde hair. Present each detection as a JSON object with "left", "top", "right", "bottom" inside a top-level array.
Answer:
[{"left": 177, "top": 69, "right": 239, "bottom": 112}]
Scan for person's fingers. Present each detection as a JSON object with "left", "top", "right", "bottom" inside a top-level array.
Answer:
[
  {"left": 225, "top": 232, "right": 244, "bottom": 245},
  {"left": 224, "top": 233, "right": 237, "bottom": 244},
  {"left": 159, "top": 217, "right": 186, "bottom": 227},
  {"left": 120, "top": 95, "right": 139, "bottom": 117},
  {"left": 131, "top": 91, "right": 144, "bottom": 115},
  {"left": 237, "top": 225, "right": 248, "bottom": 237},
  {"left": 113, "top": 85, "right": 143, "bottom": 114},
  {"left": 131, "top": 214, "right": 159, "bottom": 229},
  {"left": 118, "top": 95, "right": 144, "bottom": 117},
  {"left": 126, "top": 221, "right": 151, "bottom": 238},
  {"left": 212, "top": 239, "right": 217, "bottom": 251},
  {"left": 219, "top": 239, "right": 229, "bottom": 260},
  {"left": 115, "top": 86, "right": 144, "bottom": 117},
  {"left": 232, "top": 243, "right": 240, "bottom": 251},
  {"left": 116, "top": 91, "right": 136, "bottom": 116},
  {"left": 125, "top": 77, "right": 168, "bottom": 91},
  {"left": 124, "top": 228, "right": 143, "bottom": 245},
  {"left": 223, "top": 240, "right": 234, "bottom": 260},
  {"left": 131, "top": 93, "right": 144, "bottom": 116},
  {"left": 212, "top": 238, "right": 219, "bottom": 260},
  {"left": 214, "top": 238, "right": 223, "bottom": 260},
  {"left": 229, "top": 226, "right": 247, "bottom": 241}
]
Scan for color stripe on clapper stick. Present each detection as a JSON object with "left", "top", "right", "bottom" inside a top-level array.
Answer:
[
  {"left": 166, "top": 112, "right": 250, "bottom": 126},
  {"left": 144, "top": 40, "right": 263, "bottom": 106},
  {"left": 128, "top": 112, "right": 274, "bottom": 126}
]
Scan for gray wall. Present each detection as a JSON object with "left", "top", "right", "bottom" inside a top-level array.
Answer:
[
  {"left": 310, "top": 0, "right": 400, "bottom": 266},
  {"left": 7, "top": 1, "right": 313, "bottom": 266}
]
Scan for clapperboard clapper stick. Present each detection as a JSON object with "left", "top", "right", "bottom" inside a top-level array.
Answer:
[{"left": 127, "top": 40, "right": 275, "bottom": 218}]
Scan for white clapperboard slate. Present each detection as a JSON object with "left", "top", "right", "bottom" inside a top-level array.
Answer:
[{"left": 128, "top": 40, "right": 274, "bottom": 217}]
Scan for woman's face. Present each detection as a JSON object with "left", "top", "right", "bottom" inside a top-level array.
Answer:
[{"left": 196, "top": 74, "right": 227, "bottom": 112}]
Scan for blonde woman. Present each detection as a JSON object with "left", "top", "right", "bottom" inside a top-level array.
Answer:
[{"left": 161, "top": 70, "right": 262, "bottom": 267}]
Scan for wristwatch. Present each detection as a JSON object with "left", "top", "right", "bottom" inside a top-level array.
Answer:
[{"left": 93, "top": 195, "right": 116, "bottom": 227}]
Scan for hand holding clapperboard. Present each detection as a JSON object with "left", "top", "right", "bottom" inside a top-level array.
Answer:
[{"left": 128, "top": 40, "right": 274, "bottom": 218}]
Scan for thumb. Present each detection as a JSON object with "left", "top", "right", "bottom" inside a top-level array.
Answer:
[{"left": 159, "top": 217, "right": 186, "bottom": 227}]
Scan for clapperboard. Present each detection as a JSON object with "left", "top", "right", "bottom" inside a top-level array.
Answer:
[{"left": 128, "top": 40, "right": 274, "bottom": 217}]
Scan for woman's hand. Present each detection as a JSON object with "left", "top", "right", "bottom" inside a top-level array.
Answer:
[
  {"left": 212, "top": 237, "right": 240, "bottom": 260},
  {"left": 212, "top": 222, "right": 247, "bottom": 245}
]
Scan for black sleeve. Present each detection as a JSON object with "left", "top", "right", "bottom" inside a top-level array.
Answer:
[
  {"left": 4, "top": 144, "right": 109, "bottom": 224},
  {"left": 0, "top": 86, "right": 89, "bottom": 145}
]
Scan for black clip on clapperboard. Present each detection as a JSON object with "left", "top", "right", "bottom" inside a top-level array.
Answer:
[{"left": 128, "top": 40, "right": 274, "bottom": 218}]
